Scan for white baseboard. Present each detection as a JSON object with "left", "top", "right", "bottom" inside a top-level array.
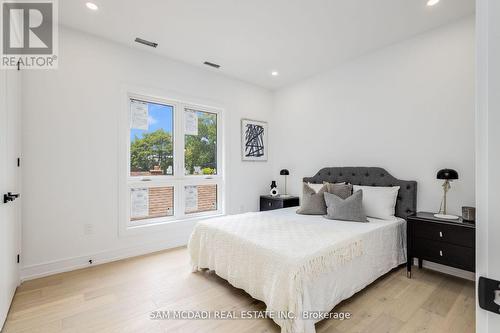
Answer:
[
  {"left": 412, "top": 258, "right": 475, "bottom": 281},
  {"left": 20, "top": 238, "right": 188, "bottom": 282}
]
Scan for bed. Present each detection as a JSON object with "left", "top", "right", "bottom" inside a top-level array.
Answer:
[{"left": 188, "top": 167, "right": 417, "bottom": 333}]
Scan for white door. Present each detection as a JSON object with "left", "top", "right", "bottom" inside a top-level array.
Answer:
[
  {"left": 0, "top": 67, "right": 21, "bottom": 330},
  {"left": 476, "top": 0, "right": 500, "bottom": 332}
]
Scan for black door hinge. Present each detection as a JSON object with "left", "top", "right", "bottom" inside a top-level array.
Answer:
[
  {"left": 17, "top": 158, "right": 20, "bottom": 167},
  {"left": 17, "top": 254, "right": 20, "bottom": 263},
  {"left": 17, "top": 60, "right": 20, "bottom": 71},
  {"left": 479, "top": 276, "right": 500, "bottom": 314}
]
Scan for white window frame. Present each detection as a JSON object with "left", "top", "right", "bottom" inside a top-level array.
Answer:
[{"left": 118, "top": 92, "right": 225, "bottom": 236}]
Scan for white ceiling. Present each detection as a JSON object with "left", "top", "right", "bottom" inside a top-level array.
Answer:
[{"left": 60, "top": 0, "right": 475, "bottom": 90}]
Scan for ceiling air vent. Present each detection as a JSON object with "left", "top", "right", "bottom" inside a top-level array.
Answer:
[
  {"left": 134, "top": 38, "right": 158, "bottom": 48},
  {"left": 203, "top": 61, "right": 221, "bottom": 69}
]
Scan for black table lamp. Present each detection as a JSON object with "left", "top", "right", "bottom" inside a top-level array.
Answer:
[
  {"left": 280, "top": 169, "right": 290, "bottom": 197},
  {"left": 435, "top": 168, "right": 459, "bottom": 219}
]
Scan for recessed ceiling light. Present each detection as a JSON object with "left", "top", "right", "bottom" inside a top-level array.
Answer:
[
  {"left": 427, "top": 0, "right": 440, "bottom": 6},
  {"left": 271, "top": 71, "right": 279, "bottom": 76},
  {"left": 86, "top": 2, "right": 99, "bottom": 11}
]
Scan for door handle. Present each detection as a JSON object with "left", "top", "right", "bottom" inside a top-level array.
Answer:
[{"left": 3, "top": 192, "right": 20, "bottom": 203}]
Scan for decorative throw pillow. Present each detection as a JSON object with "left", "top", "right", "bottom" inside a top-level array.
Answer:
[
  {"left": 307, "top": 182, "right": 325, "bottom": 193},
  {"left": 325, "top": 182, "right": 353, "bottom": 199},
  {"left": 297, "top": 183, "right": 327, "bottom": 215},
  {"left": 324, "top": 190, "right": 368, "bottom": 222},
  {"left": 352, "top": 185, "right": 400, "bottom": 220}
]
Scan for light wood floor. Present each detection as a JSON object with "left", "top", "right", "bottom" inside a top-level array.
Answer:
[{"left": 3, "top": 247, "right": 475, "bottom": 333}]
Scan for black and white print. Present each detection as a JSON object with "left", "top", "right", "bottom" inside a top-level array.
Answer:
[{"left": 241, "top": 119, "right": 268, "bottom": 161}]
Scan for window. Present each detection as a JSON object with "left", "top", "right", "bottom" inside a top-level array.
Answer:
[
  {"left": 184, "top": 109, "right": 217, "bottom": 175},
  {"left": 184, "top": 184, "right": 218, "bottom": 214},
  {"left": 130, "top": 186, "right": 174, "bottom": 221},
  {"left": 123, "top": 95, "right": 224, "bottom": 229},
  {"left": 130, "top": 100, "right": 174, "bottom": 176}
]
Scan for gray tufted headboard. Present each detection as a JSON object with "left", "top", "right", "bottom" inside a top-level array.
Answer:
[{"left": 303, "top": 167, "right": 417, "bottom": 219}]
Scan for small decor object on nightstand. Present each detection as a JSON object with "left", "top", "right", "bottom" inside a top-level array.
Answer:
[
  {"left": 269, "top": 181, "right": 279, "bottom": 197},
  {"left": 462, "top": 206, "right": 476, "bottom": 223},
  {"left": 280, "top": 169, "right": 290, "bottom": 197},
  {"left": 434, "top": 168, "right": 459, "bottom": 220}
]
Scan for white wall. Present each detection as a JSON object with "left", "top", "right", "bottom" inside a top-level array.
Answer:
[
  {"left": 272, "top": 17, "right": 475, "bottom": 216},
  {"left": 476, "top": 0, "right": 500, "bottom": 331},
  {"left": 20, "top": 27, "right": 273, "bottom": 279}
]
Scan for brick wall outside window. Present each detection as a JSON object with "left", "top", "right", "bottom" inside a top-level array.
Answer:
[
  {"left": 186, "top": 185, "right": 217, "bottom": 214},
  {"left": 130, "top": 184, "right": 217, "bottom": 222},
  {"left": 148, "top": 186, "right": 174, "bottom": 218}
]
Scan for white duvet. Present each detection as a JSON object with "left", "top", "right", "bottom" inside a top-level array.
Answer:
[{"left": 188, "top": 207, "right": 406, "bottom": 333}]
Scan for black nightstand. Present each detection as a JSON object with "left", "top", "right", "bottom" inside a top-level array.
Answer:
[
  {"left": 260, "top": 195, "right": 300, "bottom": 211},
  {"left": 407, "top": 212, "right": 475, "bottom": 278}
]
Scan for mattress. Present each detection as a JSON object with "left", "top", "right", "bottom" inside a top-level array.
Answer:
[{"left": 188, "top": 207, "right": 406, "bottom": 333}]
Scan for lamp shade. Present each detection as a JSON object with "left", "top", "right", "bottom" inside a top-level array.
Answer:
[
  {"left": 280, "top": 169, "right": 290, "bottom": 176},
  {"left": 437, "top": 169, "right": 458, "bottom": 180}
]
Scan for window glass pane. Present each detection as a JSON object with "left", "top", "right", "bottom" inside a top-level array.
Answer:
[
  {"left": 130, "top": 99, "right": 174, "bottom": 177},
  {"left": 184, "top": 185, "right": 217, "bottom": 214},
  {"left": 184, "top": 109, "right": 217, "bottom": 175},
  {"left": 130, "top": 186, "right": 174, "bottom": 222}
]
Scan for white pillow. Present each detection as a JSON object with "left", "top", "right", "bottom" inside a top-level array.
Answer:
[
  {"left": 353, "top": 185, "right": 400, "bottom": 220},
  {"left": 307, "top": 183, "right": 325, "bottom": 193}
]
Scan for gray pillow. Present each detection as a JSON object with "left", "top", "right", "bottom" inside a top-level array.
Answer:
[
  {"left": 324, "top": 190, "right": 368, "bottom": 222},
  {"left": 296, "top": 183, "right": 327, "bottom": 215},
  {"left": 325, "top": 182, "right": 353, "bottom": 199}
]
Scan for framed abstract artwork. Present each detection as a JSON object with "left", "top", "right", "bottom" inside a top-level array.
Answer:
[{"left": 241, "top": 119, "right": 268, "bottom": 161}]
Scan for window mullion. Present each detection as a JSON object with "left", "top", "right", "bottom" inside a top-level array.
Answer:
[{"left": 176, "top": 103, "right": 185, "bottom": 218}]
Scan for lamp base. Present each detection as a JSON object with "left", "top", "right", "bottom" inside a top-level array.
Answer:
[{"left": 434, "top": 213, "right": 459, "bottom": 220}]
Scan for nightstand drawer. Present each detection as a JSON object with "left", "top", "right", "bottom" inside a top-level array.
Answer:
[
  {"left": 260, "top": 198, "right": 283, "bottom": 211},
  {"left": 260, "top": 196, "right": 299, "bottom": 211},
  {"left": 414, "top": 238, "right": 475, "bottom": 271},
  {"left": 413, "top": 221, "right": 474, "bottom": 248}
]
